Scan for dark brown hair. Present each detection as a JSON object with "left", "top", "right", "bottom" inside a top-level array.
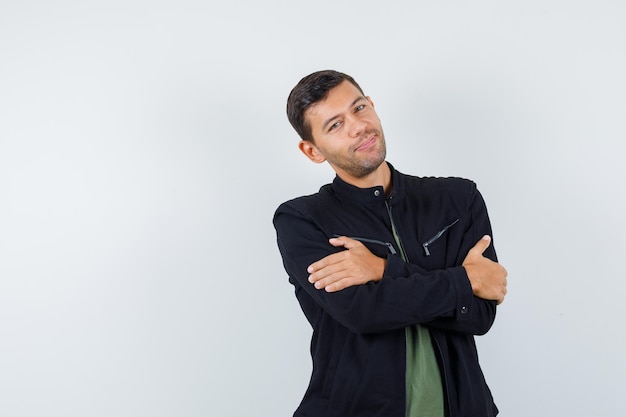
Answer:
[{"left": 286, "top": 70, "right": 365, "bottom": 142}]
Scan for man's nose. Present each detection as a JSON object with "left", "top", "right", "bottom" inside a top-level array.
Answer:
[{"left": 347, "top": 116, "right": 366, "bottom": 137}]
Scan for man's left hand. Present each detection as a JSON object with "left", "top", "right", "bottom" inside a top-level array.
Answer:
[{"left": 307, "top": 236, "right": 386, "bottom": 292}]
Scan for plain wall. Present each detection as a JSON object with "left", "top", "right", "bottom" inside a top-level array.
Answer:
[{"left": 1, "top": 1, "right": 624, "bottom": 415}]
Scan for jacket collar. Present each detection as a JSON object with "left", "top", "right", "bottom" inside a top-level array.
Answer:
[{"left": 330, "top": 162, "right": 403, "bottom": 204}]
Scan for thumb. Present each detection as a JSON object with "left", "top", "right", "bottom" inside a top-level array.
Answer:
[
  {"left": 329, "top": 236, "right": 361, "bottom": 249},
  {"left": 470, "top": 235, "right": 492, "bottom": 256}
]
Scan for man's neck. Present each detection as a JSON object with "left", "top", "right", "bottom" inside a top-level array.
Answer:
[{"left": 336, "top": 161, "right": 392, "bottom": 194}]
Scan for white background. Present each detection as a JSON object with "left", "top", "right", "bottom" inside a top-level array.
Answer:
[{"left": 1, "top": 1, "right": 625, "bottom": 416}]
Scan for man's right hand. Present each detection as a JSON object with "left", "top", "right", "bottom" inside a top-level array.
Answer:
[{"left": 462, "top": 235, "right": 508, "bottom": 304}]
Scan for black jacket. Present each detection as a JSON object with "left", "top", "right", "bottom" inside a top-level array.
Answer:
[{"left": 273, "top": 164, "right": 499, "bottom": 417}]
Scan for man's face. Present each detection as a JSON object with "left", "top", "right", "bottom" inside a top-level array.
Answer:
[{"left": 303, "top": 80, "right": 386, "bottom": 180}]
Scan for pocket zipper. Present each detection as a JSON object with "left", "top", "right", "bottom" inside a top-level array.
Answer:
[
  {"left": 422, "top": 218, "right": 460, "bottom": 256},
  {"left": 333, "top": 235, "right": 397, "bottom": 255}
]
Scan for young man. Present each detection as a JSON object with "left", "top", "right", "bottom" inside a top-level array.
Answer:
[{"left": 273, "top": 70, "right": 507, "bottom": 417}]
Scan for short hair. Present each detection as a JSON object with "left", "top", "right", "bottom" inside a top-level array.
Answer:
[{"left": 286, "top": 70, "right": 365, "bottom": 142}]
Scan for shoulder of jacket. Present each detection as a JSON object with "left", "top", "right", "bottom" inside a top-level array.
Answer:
[
  {"left": 404, "top": 174, "right": 477, "bottom": 195},
  {"left": 274, "top": 184, "right": 334, "bottom": 217}
]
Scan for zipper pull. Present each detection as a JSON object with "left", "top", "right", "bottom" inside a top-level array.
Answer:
[{"left": 422, "top": 218, "right": 460, "bottom": 257}]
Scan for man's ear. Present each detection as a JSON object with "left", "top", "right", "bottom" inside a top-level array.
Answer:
[{"left": 298, "top": 140, "right": 326, "bottom": 164}]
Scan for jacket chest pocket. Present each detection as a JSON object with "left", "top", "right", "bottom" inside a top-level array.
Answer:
[{"left": 419, "top": 218, "right": 460, "bottom": 259}]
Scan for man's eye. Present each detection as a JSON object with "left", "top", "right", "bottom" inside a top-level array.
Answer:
[
  {"left": 329, "top": 121, "right": 341, "bottom": 131},
  {"left": 355, "top": 104, "right": 365, "bottom": 112}
]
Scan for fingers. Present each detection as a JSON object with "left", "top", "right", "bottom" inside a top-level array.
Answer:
[
  {"left": 307, "top": 237, "right": 362, "bottom": 276},
  {"left": 306, "top": 236, "right": 380, "bottom": 292},
  {"left": 308, "top": 262, "right": 344, "bottom": 289},
  {"left": 494, "top": 270, "right": 508, "bottom": 305},
  {"left": 307, "top": 251, "right": 342, "bottom": 274},
  {"left": 308, "top": 254, "right": 363, "bottom": 291},
  {"left": 310, "top": 271, "right": 366, "bottom": 292},
  {"left": 324, "top": 277, "right": 362, "bottom": 292},
  {"left": 309, "top": 267, "right": 359, "bottom": 292},
  {"left": 494, "top": 265, "right": 508, "bottom": 305},
  {"left": 497, "top": 287, "right": 507, "bottom": 305},
  {"left": 495, "top": 283, "right": 508, "bottom": 305}
]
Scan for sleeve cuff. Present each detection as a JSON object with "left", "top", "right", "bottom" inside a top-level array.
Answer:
[{"left": 449, "top": 266, "right": 474, "bottom": 321}]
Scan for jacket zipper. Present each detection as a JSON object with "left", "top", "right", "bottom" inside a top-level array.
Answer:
[
  {"left": 333, "top": 235, "right": 397, "bottom": 255},
  {"left": 422, "top": 218, "right": 460, "bottom": 256}
]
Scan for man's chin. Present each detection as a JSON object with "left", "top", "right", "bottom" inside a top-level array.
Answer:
[{"left": 351, "top": 158, "right": 386, "bottom": 178}]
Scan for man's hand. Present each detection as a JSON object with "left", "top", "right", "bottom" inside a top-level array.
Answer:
[
  {"left": 462, "top": 235, "right": 508, "bottom": 304},
  {"left": 307, "top": 237, "right": 386, "bottom": 292}
]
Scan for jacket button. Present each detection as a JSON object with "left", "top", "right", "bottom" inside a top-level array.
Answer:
[
  {"left": 460, "top": 306, "right": 468, "bottom": 314},
  {"left": 374, "top": 190, "right": 381, "bottom": 197}
]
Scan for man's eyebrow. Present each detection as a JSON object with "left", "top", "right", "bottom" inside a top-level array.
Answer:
[{"left": 322, "top": 96, "right": 367, "bottom": 130}]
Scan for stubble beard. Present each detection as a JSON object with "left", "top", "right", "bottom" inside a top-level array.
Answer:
[{"left": 332, "top": 129, "right": 387, "bottom": 179}]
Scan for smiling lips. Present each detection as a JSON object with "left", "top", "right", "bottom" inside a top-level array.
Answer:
[{"left": 355, "top": 135, "right": 377, "bottom": 152}]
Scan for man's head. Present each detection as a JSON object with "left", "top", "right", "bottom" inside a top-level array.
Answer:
[
  {"left": 287, "top": 70, "right": 365, "bottom": 143},
  {"left": 286, "top": 70, "right": 387, "bottom": 185}
]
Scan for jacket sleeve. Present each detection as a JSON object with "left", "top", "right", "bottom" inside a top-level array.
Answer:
[
  {"left": 274, "top": 203, "right": 479, "bottom": 335},
  {"left": 385, "top": 256, "right": 497, "bottom": 335}
]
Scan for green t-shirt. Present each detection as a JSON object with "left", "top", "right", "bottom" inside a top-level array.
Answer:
[
  {"left": 388, "top": 207, "right": 445, "bottom": 416},
  {"left": 405, "top": 325, "right": 445, "bottom": 417}
]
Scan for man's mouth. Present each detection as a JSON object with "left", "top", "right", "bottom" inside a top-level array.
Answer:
[{"left": 355, "top": 135, "right": 376, "bottom": 151}]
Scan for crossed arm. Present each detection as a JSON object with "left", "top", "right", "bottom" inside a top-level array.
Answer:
[
  {"left": 307, "top": 235, "right": 508, "bottom": 305},
  {"left": 274, "top": 183, "right": 508, "bottom": 334}
]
